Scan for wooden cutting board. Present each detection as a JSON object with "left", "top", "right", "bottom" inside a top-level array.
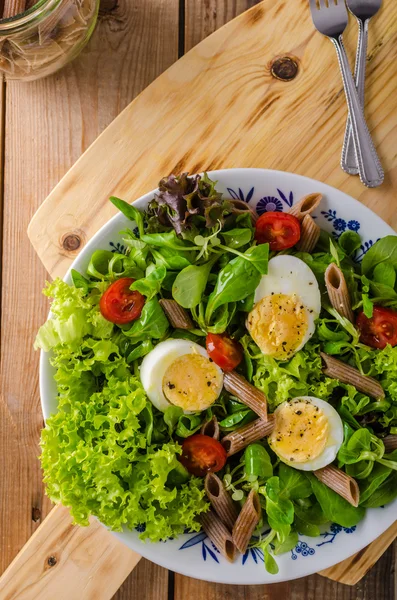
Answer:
[{"left": 20, "top": 0, "right": 397, "bottom": 596}]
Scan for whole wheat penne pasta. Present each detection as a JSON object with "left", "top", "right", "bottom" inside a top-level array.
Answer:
[
  {"left": 223, "top": 371, "right": 268, "bottom": 421},
  {"left": 324, "top": 263, "right": 354, "bottom": 322},
  {"left": 383, "top": 435, "right": 397, "bottom": 452},
  {"left": 289, "top": 193, "right": 322, "bottom": 221},
  {"left": 232, "top": 490, "right": 262, "bottom": 554},
  {"left": 321, "top": 352, "right": 385, "bottom": 399},
  {"left": 205, "top": 473, "right": 239, "bottom": 531},
  {"left": 314, "top": 465, "right": 360, "bottom": 507},
  {"left": 221, "top": 416, "right": 275, "bottom": 456},
  {"left": 200, "top": 509, "right": 237, "bottom": 562},
  {"left": 297, "top": 214, "right": 320, "bottom": 253},
  {"left": 158, "top": 299, "right": 194, "bottom": 329},
  {"left": 200, "top": 415, "right": 220, "bottom": 440}
]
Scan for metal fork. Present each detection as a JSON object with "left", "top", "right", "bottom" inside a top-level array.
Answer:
[
  {"left": 341, "top": 0, "right": 383, "bottom": 175},
  {"left": 309, "top": 0, "right": 384, "bottom": 188}
]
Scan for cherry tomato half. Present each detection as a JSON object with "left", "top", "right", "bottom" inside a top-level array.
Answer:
[
  {"left": 356, "top": 306, "right": 397, "bottom": 349},
  {"left": 206, "top": 333, "right": 243, "bottom": 372},
  {"left": 179, "top": 435, "right": 227, "bottom": 477},
  {"left": 254, "top": 211, "right": 301, "bottom": 251},
  {"left": 100, "top": 277, "right": 145, "bottom": 325}
]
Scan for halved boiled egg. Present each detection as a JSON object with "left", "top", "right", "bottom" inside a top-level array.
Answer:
[
  {"left": 140, "top": 339, "right": 223, "bottom": 413},
  {"left": 246, "top": 255, "right": 321, "bottom": 360},
  {"left": 268, "top": 396, "right": 344, "bottom": 471}
]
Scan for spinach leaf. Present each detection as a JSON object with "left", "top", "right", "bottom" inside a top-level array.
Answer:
[
  {"left": 130, "top": 264, "right": 166, "bottom": 300},
  {"left": 110, "top": 196, "right": 145, "bottom": 237},
  {"left": 337, "top": 428, "right": 384, "bottom": 465},
  {"left": 369, "top": 280, "right": 397, "bottom": 302},
  {"left": 317, "top": 320, "right": 350, "bottom": 342},
  {"left": 162, "top": 271, "right": 178, "bottom": 291},
  {"left": 152, "top": 247, "right": 195, "bottom": 270},
  {"left": 164, "top": 406, "right": 184, "bottom": 436},
  {"left": 122, "top": 297, "right": 169, "bottom": 342},
  {"left": 244, "top": 444, "right": 273, "bottom": 479},
  {"left": 141, "top": 231, "right": 196, "bottom": 251},
  {"left": 338, "top": 231, "right": 362, "bottom": 257},
  {"left": 172, "top": 259, "right": 215, "bottom": 308},
  {"left": 359, "top": 463, "right": 392, "bottom": 505},
  {"left": 294, "top": 502, "right": 328, "bottom": 537},
  {"left": 308, "top": 474, "right": 365, "bottom": 527},
  {"left": 71, "top": 269, "right": 90, "bottom": 294},
  {"left": 218, "top": 410, "right": 252, "bottom": 429},
  {"left": 87, "top": 250, "right": 117, "bottom": 279},
  {"left": 221, "top": 228, "right": 252, "bottom": 249},
  {"left": 373, "top": 262, "right": 396, "bottom": 289},
  {"left": 176, "top": 414, "right": 203, "bottom": 437},
  {"left": 264, "top": 477, "right": 294, "bottom": 539},
  {"left": 166, "top": 461, "right": 190, "bottom": 487},
  {"left": 279, "top": 464, "right": 312, "bottom": 499},
  {"left": 361, "top": 471, "right": 397, "bottom": 508},
  {"left": 273, "top": 531, "right": 299, "bottom": 555},
  {"left": 205, "top": 246, "right": 268, "bottom": 323},
  {"left": 362, "top": 236, "right": 397, "bottom": 276},
  {"left": 126, "top": 339, "right": 153, "bottom": 363}
]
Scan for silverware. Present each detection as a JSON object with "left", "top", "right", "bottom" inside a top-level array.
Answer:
[
  {"left": 309, "top": 0, "right": 384, "bottom": 188},
  {"left": 341, "top": 0, "right": 383, "bottom": 174}
]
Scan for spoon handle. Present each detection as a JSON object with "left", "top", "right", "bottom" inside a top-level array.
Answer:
[{"left": 341, "top": 18, "right": 369, "bottom": 175}]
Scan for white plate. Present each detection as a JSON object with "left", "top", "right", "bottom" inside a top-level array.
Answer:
[{"left": 40, "top": 168, "right": 397, "bottom": 584}]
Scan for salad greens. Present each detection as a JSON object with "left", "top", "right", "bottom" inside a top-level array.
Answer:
[{"left": 35, "top": 173, "right": 397, "bottom": 574}]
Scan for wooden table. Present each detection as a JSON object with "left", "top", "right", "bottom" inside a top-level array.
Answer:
[{"left": 0, "top": 1, "right": 395, "bottom": 599}]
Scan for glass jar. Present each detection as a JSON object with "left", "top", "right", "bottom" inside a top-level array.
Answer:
[{"left": 0, "top": 0, "right": 99, "bottom": 80}]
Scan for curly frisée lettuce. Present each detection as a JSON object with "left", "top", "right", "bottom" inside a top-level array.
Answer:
[{"left": 37, "top": 280, "right": 208, "bottom": 541}]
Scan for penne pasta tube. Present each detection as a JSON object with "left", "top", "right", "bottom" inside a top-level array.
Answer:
[
  {"left": 289, "top": 193, "right": 322, "bottom": 222},
  {"left": 230, "top": 199, "right": 258, "bottom": 224},
  {"left": 297, "top": 214, "right": 320, "bottom": 253},
  {"left": 158, "top": 299, "right": 194, "bottom": 329},
  {"left": 200, "top": 509, "right": 237, "bottom": 562},
  {"left": 200, "top": 415, "right": 220, "bottom": 440},
  {"left": 221, "top": 416, "right": 275, "bottom": 456},
  {"left": 314, "top": 465, "right": 360, "bottom": 507},
  {"left": 205, "top": 473, "right": 239, "bottom": 531},
  {"left": 232, "top": 490, "right": 262, "bottom": 554},
  {"left": 383, "top": 435, "right": 397, "bottom": 452},
  {"left": 321, "top": 352, "right": 385, "bottom": 399},
  {"left": 324, "top": 263, "right": 355, "bottom": 322},
  {"left": 223, "top": 371, "right": 268, "bottom": 421},
  {"left": 3, "top": 0, "right": 26, "bottom": 18}
]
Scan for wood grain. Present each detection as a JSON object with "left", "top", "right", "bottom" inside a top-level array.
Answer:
[
  {"left": 0, "top": 1, "right": 177, "bottom": 600},
  {"left": 0, "top": 505, "right": 141, "bottom": 600}
]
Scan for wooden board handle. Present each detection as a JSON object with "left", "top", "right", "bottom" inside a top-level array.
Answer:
[{"left": 0, "top": 505, "right": 141, "bottom": 600}]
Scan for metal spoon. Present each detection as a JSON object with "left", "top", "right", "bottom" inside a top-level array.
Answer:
[{"left": 341, "top": 0, "right": 383, "bottom": 175}]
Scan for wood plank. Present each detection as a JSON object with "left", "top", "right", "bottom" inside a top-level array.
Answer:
[
  {"left": 0, "top": 3, "right": 178, "bottom": 600},
  {"left": 184, "top": 0, "right": 261, "bottom": 51},
  {"left": 0, "top": 505, "right": 141, "bottom": 600}
]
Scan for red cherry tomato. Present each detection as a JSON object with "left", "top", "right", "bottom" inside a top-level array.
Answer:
[
  {"left": 356, "top": 306, "right": 397, "bottom": 349},
  {"left": 100, "top": 277, "right": 145, "bottom": 325},
  {"left": 255, "top": 211, "right": 301, "bottom": 251},
  {"left": 179, "top": 435, "right": 227, "bottom": 477},
  {"left": 206, "top": 333, "right": 243, "bottom": 372}
]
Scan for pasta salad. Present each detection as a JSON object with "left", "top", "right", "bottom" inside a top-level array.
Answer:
[{"left": 35, "top": 173, "right": 397, "bottom": 574}]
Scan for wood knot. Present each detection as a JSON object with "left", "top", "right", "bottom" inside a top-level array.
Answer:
[
  {"left": 61, "top": 233, "right": 81, "bottom": 252},
  {"left": 270, "top": 57, "right": 299, "bottom": 81},
  {"left": 47, "top": 556, "right": 57, "bottom": 567},
  {"left": 32, "top": 507, "right": 41, "bottom": 522}
]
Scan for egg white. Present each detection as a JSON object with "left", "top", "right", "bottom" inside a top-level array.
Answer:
[
  {"left": 269, "top": 396, "right": 344, "bottom": 471},
  {"left": 251, "top": 255, "right": 321, "bottom": 356},
  {"left": 140, "top": 338, "right": 223, "bottom": 413}
]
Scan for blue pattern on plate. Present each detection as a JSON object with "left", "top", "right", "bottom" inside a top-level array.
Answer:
[
  {"left": 291, "top": 541, "right": 315, "bottom": 560},
  {"left": 316, "top": 524, "right": 357, "bottom": 547},
  {"left": 109, "top": 241, "right": 127, "bottom": 254}
]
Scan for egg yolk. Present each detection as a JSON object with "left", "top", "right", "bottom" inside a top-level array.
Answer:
[
  {"left": 269, "top": 399, "right": 329, "bottom": 464},
  {"left": 246, "top": 293, "right": 308, "bottom": 359},
  {"left": 162, "top": 353, "right": 221, "bottom": 411}
]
